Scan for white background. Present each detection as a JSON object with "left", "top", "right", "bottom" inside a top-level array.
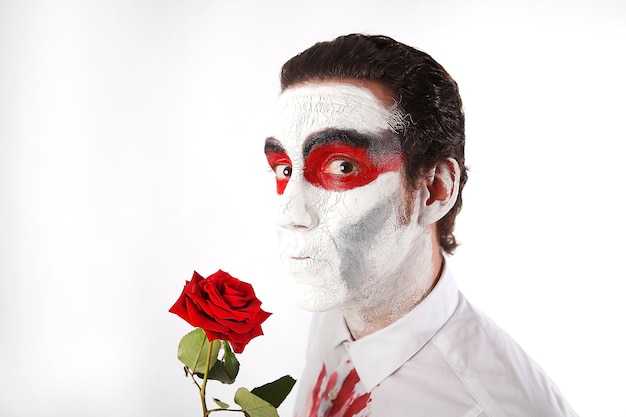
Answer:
[{"left": 1, "top": 1, "right": 625, "bottom": 416}]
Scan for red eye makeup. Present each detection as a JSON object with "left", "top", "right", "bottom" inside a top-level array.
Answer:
[
  {"left": 304, "top": 142, "right": 401, "bottom": 191},
  {"left": 265, "top": 149, "right": 292, "bottom": 195},
  {"left": 265, "top": 130, "right": 402, "bottom": 194}
]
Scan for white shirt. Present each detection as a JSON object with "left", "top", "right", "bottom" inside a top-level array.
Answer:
[{"left": 293, "top": 266, "right": 579, "bottom": 417}]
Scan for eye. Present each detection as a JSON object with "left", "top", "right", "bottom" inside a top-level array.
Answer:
[
  {"left": 304, "top": 141, "right": 401, "bottom": 191},
  {"left": 265, "top": 149, "right": 292, "bottom": 195},
  {"left": 274, "top": 164, "right": 292, "bottom": 180},
  {"left": 325, "top": 159, "right": 357, "bottom": 175}
]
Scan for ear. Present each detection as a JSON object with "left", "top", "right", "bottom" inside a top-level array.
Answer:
[{"left": 417, "top": 158, "right": 460, "bottom": 225}]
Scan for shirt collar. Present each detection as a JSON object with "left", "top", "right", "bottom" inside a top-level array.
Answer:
[{"left": 332, "top": 263, "right": 460, "bottom": 391}]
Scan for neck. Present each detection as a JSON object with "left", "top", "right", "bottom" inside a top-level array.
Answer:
[{"left": 342, "top": 238, "right": 444, "bottom": 340}]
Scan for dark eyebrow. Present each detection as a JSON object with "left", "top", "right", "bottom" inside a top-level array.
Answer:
[
  {"left": 302, "top": 129, "right": 374, "bottom": 158},
  {"left": 264, "top": 137, "right": 285, "bottom": 154}
]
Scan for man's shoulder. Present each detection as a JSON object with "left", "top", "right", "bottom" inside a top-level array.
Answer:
[{"left": 426, "top": 294, "right": 578, "bottom": 417}]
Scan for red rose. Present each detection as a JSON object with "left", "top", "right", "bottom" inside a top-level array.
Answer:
[{"left": 169, "top": 270, "right": 271, "bottom": 353}]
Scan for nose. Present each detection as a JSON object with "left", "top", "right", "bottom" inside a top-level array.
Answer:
[{"left": 276, "top": 175, "right": 319, "bottom": 230}]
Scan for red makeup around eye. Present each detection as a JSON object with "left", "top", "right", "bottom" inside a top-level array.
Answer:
[
  {"left": 265, "top": 150, "right": 292, "bottom": 195},
  {"left": 304, "top": 143, "right": 402, "bottom": 191}
]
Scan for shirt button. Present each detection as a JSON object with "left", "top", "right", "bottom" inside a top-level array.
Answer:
[{"left": 328, "top": 388, "right": 338, "bottom": 400}]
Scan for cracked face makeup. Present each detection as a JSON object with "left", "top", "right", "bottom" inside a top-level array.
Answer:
[{"left": 265, "top": 82, "right": 434, "bottom": 315}]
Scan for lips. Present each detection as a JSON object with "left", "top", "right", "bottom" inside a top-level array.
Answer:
[
  {"left": 278, "top": 233, "right": 324, "bottom": 260},
  {"left": 277, "top": 232, "right": 334, "bottom": 274},
  {"left": 283, "top": 253, "right": 314, "bottom": 263},
  {"left": 281, "top": 254, "right": 320, "bottom": 273}
]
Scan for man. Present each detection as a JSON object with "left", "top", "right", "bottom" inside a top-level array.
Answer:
[{"left": 264, "top": 34, "right": 577, "bottom": 417}]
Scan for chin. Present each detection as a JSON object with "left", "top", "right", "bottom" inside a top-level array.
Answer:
[{"left": 289, "top": 280, "right": 346, "bottom": 312}]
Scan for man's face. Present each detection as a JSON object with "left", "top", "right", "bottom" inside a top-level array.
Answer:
[{"left": 265, "top": 82, "right": 433, "bottom": 312}]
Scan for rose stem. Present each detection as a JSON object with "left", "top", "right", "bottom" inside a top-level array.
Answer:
[{"left": 199, "top": 339, "right": 217, "bottom": 416}]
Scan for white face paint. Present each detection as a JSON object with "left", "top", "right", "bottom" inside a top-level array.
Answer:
[{"left": 265, "top": 83, "right": 436, "bottom": 323}]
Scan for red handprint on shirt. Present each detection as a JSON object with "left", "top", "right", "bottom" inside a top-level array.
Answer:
[{"left": 301, "top": 360, "right": 371, "bottom": 417}]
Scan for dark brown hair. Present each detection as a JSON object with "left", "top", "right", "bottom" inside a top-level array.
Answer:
[{"left": 280, "top": 33, "right": 468, "bottom": 254}]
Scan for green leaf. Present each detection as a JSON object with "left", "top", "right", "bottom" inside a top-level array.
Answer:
[
  {"left": 251, "top": 375, "right": 296, "bottom": 409},
  {"left": 206, "top": 342, "right": 240, "bottom": 384},
  {"left": 177, "top": 328, "right": 221, "bottom": 375},
  {"left": 207, "top": 360, "right": 237, "bottom": 384},
  {"left": 222, "top": 341, "right": 240, "bottom": 381},
  {"left": 234, "top": 388, "right": 279, "bottom": 417},
  {"left": 213, "top": 398, "right": 230, "bottom": 409}
]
